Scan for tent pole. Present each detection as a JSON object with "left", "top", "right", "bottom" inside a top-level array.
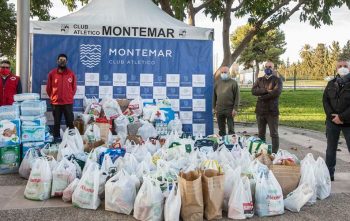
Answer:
[{"left": 16, "top": 0, "right": 30, "bottom": 93}]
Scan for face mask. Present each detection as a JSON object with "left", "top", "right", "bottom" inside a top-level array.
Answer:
[
  {"left": 0, "top": 69, "right": 11, "bottom": 76},
  {"left": 337, "top": 67, "right": 349, "bottom": 76},
  {"left": 220, "top": 73, "right": 229, "bottom": 80},
  {"left": 264, "top": 68, "right": 273, "bottom": 75},
  {"left": 58, "top": 61, "right": 67, "bottom": 69}
]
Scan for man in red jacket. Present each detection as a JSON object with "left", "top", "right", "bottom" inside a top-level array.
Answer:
[
  {"left": 46, "top": 54, "right": 77, "bottom": 142},
  {"left": 0, "top": 60, "right": 22, "bottom": 106}
]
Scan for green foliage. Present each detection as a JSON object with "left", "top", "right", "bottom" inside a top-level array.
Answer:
[
  {"left": 236, "top": 89, "right": 326, "bottom": 132},
  {"left": 231, "top": 24, "right": 286, "bottom": 70},
  {"left": 0, "top": 0, "right": 16, "bottom": 58},
  {"left": 278, "top": 41, "right": 343, "bottom": 80},
  {"left": 339, "top": 40, "right": 350, "bottom": 61}
]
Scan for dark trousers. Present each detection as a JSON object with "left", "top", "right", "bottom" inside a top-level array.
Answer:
[
  {"left": 257, "top": 114, "right": 279, "bottom": 153},
  {"left": 325, "top": 120, "right": 350, "bottom": 177},
  {"left": 217, "top": 111, "right": 235, "bottom": 136},
  {"left": 52, "top": 104, "right": 74, "bottom": 138}
]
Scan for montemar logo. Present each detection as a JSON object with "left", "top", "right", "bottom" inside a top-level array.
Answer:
[{"left": 80, "top": 44, "right": 102, "bottom": 68}]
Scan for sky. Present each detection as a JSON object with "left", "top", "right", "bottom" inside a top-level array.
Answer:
[{"left": 9, "top": 0, "right": 350, "bottom": 67}]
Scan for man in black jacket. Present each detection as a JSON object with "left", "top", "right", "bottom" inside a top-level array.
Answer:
[
  {"left": 252, "top": 61, "right": 283, "bottom": 153},
  {"left": 323, "top": 60, "right": 350, "bottom": 181}
]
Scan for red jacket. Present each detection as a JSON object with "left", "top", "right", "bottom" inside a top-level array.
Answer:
[
  {"left": 0, "top": 74, "right": 20, "bottom": 106},
  {"left": 46, "top": 68, "right": 77, "bottom": 105}
]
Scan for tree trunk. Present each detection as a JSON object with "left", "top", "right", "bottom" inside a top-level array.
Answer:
[
  {"left": 220, "top": 0, "right": 234, "bottom": 67},
  {"left": 255, "top": 60, "right": 260, "bottom": 81},
  {"left": 159, "top": 0, "right": 175, "bottom": 17},
  {"left": 187, "top": 1, "right": 195, "bottom": 26}
]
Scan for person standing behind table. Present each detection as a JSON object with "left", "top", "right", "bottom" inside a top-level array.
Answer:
[
  {"left": 46, "top": 54, "right": 77, "bottom": 143},
  {"left": 251, "top": 61, "right": 283, "bottom": 154},
  {"left": 0, "top": 60, "right": 22, "bottom": 106},
  {"left": 323, "top": 60, "right": 350, "bottom": 182},
  {"left": 213, "top": 66, "right": 240, "bottom": 136}
]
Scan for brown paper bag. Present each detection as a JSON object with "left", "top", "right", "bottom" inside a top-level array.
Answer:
[
  {"left": 179, "top": 170, "right": 204, "bottom": 221},
  {"left": 95, "top": 122, "right": 110, "bottom": 145},
  {"left": 201, "top": 169, "right": 225, "bottom": 220},
  {"left": 270, "top": 165, "right": 301, "bottom": 197},
  {"left": 117, "top": 99, "right": 130, "bottom": 112}
]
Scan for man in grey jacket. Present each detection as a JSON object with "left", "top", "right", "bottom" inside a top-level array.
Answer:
[
  {"left": 213, "top": 66, "right": 240, "bottom": 136},
  {"left": 252, "top": 61, "right": 283, "bottom": 153}
]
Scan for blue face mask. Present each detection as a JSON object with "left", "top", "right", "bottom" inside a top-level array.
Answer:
[
  {"left": 221, "top": 73, "right": 229, "bottom": 80},
  {"left": 264, "top": 68, "right": 273, "bottom": 75}
]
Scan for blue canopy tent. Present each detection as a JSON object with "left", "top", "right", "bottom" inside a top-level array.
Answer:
[{"left": 30, "top": 0, "right": 214, "bottom": 135}]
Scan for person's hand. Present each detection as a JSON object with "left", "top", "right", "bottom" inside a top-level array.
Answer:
[
  {"left": 232, "top": 109, "right": 238, "bottom": 117},
  {"left": 332, "top": 114, "right": 344, "bottom": 124}
]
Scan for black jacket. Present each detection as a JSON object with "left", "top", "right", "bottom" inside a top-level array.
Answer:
[
  {"left": 252, "top": 75, "right": 283, "bottom": 116},
  {"left": 323, "top": 74, "right": 350, "bottom": 125}
]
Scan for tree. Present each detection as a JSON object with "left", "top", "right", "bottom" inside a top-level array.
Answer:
[
  {"left": 231, "top": 24, "right": 286, "bottom": 79},
  {"left": 339, "top": 40, "right": 350, "bottom": 61},
  {"left": 30, "top": 0, "right": 89, "bottom": 20},
  {"left": 0, "top": 0, "right": 16, "bottom": 58}
]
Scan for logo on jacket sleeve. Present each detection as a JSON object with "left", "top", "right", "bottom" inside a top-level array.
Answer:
[
  {"left": 80, "top": 44, "right": 101, "bottom": 68},
  {"left": 10, "top": 77, "right": 16, "bottom": 81},
  {"left": 68, "top": 77, "right": 73, "bottom": 83}
]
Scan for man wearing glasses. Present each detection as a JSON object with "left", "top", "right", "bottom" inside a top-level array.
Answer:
[
  {"left": 252, "top": 61, "right": 283, "bottom": 154},
  {"left": 0, "top": 60, "right": 22, "bottom": 106},
  {"left": 46, "top": 54, "right": 77, "bottom": 143},
  {"left": 323, "top": 60, "right": 350, "bottom": 181}
]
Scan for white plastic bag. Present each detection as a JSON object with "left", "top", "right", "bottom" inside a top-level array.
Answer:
[
  {"left": 223, "top": 165, "right": 238, "bottom": 211},
  {"left": 144, "top": 138, "right": 160, "bottom": 155},
  {"left": 105, "top": 170, "right": 139, "bottom": 215},
  {"left": 62, "top": 128, "right": 84, "bottom": 152},
  {"left": 24, "top": 158, "right": 52, "bottom": 200},
  {"left": 255, "top": 170, "right": 284, "bottom": 217},
  {"left": 134, "top": 177, "right": 164, "bottom": 221},
  {"left": 72, "top": 162, "right": 101, "bottom": 210},
  {"left": 228, "top": 175, "right": 254, "bottom": 219},
  {"left": 315, "top": 157, "right": 331, "bottom": 200},
  {"left": 114, "top": 115, "right": 129, "bottom": 136},
  {"left": 143, "top": 105, "right": 158, "bottom": 121},
  {"left": 19, "top": 148, "right": 39, "bottom": 179},
  {"left": 164, "top": 183, "right": 181, "bottom": 221},
  {"left": 299, "top": 153, "right": 317, "bottom": 205},
  {"left": 101, "top": 97, "right": 122, "bottom": 120},
  {"left": 137, "top": 122, "right": 158, "bottom": 141},
  {"left": 84, "top": 124, "right": 101, "bottom": 143},
  {"left": 62, "top": 178, "right": 80, "bottom": 202},
  {"left": 51, "top": 158, "right": 77, "bottom": 197},
  {"left": 284, "top": 183, "right": 314, "bottom": 212},
  {"left": 128, "top": 96, "right": 143, "bottom": 116}
]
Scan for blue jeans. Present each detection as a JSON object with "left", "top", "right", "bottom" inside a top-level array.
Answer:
[{"left": 325, "top": 120, "right": 350, "bottom": 177}]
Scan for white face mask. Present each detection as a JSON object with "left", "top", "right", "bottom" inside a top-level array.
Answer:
[
  {"left": 337, "top": 67, "right": 349, "bottom": 76},
  {"left": 221, "top": 73, "right": 229, "bottom": 80}
]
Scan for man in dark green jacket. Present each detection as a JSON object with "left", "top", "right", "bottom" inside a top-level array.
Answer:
[
  {"left": 323, "top": 60, "right": 350, "bottom": 181},
  {"left": 252, "top": 61, "right": 283, "bottom": 153},
  {"left": 213, "top": 66, "right": 240, "bottom": 136}
]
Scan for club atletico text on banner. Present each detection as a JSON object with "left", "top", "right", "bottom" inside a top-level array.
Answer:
[{"left": 32, "top": 34, "right": 213, "bottom": 135}]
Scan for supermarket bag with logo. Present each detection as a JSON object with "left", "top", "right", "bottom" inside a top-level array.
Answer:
[
  {"left": 255, "top": 170, "right": 284, "bottom": 217},
  {"left": 72, "top": 162, "right": 101, "bottom": 210},
  {"left": 24, "top": 158, "right": 52, "bottom": 201},
  {"left": 228, "top": 175, "right": 254, "bottom": 219}
]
